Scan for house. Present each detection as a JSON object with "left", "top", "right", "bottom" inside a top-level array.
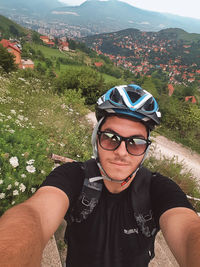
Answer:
[
  {"left": 94, "top": 62, "right": 103, "bottom": 67},
  {"left": 0, "top": 39, "right": 22, "bottom": 67},
  {"left": 40, "top": 36, "right": 50, "bottom": 43},
  {"left": 20, "top": 59, "right": 34, "bottom": 69},
  {"left": 168, "top": 84, "right": 175, "bottom": 96},
  {"left": 59, "top": 41, "right": 69, "bottom": 51},
  {"left": 185, "top": 96, "right": 197, "bottom": 103}
]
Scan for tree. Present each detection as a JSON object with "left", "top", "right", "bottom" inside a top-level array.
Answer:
[
  {"left": 9, "top": 25, "right": 19, "bottom": 37},
  {"left": 0, "top": 44, "right": 17, "bottom": 73}
]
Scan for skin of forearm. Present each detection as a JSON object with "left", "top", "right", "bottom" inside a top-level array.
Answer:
[
  {"left": 185, "top": 217, "right": 200, "bottom": 267},
  {"left": 0, "top": 203, "right": 45, "bottom": 267}
]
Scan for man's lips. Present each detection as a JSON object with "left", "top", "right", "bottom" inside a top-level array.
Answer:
[{"left": 109, "top": 161, "right": 129, "bottom": 166}]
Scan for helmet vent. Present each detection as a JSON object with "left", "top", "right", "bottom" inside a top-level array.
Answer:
[{"left": 127, "top": 91, "right": 141, "bottom": 103}]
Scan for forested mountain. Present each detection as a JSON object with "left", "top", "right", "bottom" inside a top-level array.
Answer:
[
  {"left": 81, "top": 28, "right": 200, "bottom": 84},
  {"left": 46, "top": 0, "right": 200, "bottom": 34},
  {"left": 1, "top": 0, "right": 200, "bottom": 35}
]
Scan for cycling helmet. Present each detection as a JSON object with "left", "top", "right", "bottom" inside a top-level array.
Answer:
[{"left": 96, "top": 84, "right": 161, "bottom": 130}]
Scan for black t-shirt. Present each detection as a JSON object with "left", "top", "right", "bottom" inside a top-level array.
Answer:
[{"left": 41, "top": 162, "right": 194, "bottom": 267}]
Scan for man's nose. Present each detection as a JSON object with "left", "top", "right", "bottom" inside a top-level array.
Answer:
[{"left": 114, "top": 140, "right": 128, "bottom": 156}]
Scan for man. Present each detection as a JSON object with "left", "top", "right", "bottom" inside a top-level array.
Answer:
[{"left": 0, "top": 84, "right": 200, "bottom": 267}]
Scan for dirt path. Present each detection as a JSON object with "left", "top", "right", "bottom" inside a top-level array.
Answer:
[{"left": 86, "top": 112, "right": 200, "bottom": 182}]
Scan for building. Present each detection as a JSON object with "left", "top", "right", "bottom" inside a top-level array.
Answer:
[
  {"left": 21, "top": 59, "right": 34, "bottom": 69},
  {"left": 40, "top": 36, "right": 50, "bottom": 43},
  {"left": 0, "top": 39, "right": 34, "bottom": 70},
  {"left": 0, "top": 39, "right": 22, "bottom": 67}
]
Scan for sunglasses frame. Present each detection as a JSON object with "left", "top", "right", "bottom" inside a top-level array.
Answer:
[{"left": 97, "top": 130, "right": 151, "bottom": 156}]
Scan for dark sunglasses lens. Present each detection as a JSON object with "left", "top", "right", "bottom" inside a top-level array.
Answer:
[
  {"left": 100, "top": 132, "right": 120, "bottom": 150},
  {"left": 127, "top": 138, "right": 147, "bottom": 155}
]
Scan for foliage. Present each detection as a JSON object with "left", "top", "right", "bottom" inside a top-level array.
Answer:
[
  {"left": 0, "top": 72, "right": 92, "bottom": 215},
  {"left": 0, "top": 44, "right": 17, "bottom": 73},
  {"left": 158, "top": 95, "right": 200, "bottom": 153},
  {"left": 144, "top": 154, "right": 200, "bottom": 211},
  {"left": 54, "top": 66, "right": 106, "bottom": 104},
  {"left": 0, "top": 14, "right": 28, "bottom": 39}
]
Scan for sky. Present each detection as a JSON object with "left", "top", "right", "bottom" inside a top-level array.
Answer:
[{"left": 59, "top": 0, "right": 200, "bottom": 20}]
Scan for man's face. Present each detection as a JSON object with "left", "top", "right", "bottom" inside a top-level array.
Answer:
[{"left": 97, "top": 116, "right": 148, "bottom": 181}]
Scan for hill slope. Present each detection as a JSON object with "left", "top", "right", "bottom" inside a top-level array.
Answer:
[
  {"left": 0, "top": 14, "right": 29, "bottom": 38},
  {"left": 47, "top": 0, "right": 200, "bottom": 34}
]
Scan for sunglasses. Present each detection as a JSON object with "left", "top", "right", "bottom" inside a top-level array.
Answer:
[{"left": 97, "top": 131, "right": 151, "bottom": 156}]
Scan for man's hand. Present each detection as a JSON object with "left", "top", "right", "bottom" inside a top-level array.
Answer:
[
  {"left": 160, "top": 207, "right": 200, "bottom": 267},
  {"left": 0, "top": 186, "right": 69, "bottom": 266}
]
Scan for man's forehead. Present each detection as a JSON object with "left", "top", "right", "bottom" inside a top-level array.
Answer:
[{"left": 101, "top": 115, "right": 148, "bottom": 136}]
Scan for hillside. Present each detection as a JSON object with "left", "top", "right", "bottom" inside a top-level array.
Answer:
[
  {"left": 81, "top": 28, "right": 200, "bottom": 84},
  {"left": 46, "top": 0, "right": 200, "bottom": 34},
  {"left": 0, "top": 14, "right": 29, "bottom": 38},
  {"left": 1, "top": 0, "right": 200, "bottom": 37},
  {"left": 0, "top": 0, "right": 64, "bottom": 16}
]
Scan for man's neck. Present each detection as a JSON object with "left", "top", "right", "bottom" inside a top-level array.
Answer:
[{"left": 103, "top": 176, "right": 135, "bottom": 193}]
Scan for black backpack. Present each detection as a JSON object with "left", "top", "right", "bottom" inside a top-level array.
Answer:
[{"left": 65, "top": 159, "right": 159, "bottom": 259}]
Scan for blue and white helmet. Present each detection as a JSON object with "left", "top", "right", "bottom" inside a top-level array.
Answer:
[{"left": 96, "top": 84, "right": 161, "bottom": 130}]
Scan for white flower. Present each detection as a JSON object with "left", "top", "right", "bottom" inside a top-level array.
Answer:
[
  {"left": 26, "top": 159, "right": 35, "bottom": 165},
  {"left": 41, "top": 170, "right": 45, "bottom": 174},
  {"left": 9, "top": 156, "right": 19, "bottom": 168},
  {"left": 7, "top": 115, "right": 12, "bottom": 119},
  {"left": 14, "top": 181, "right": 19, "bottom": 186},
  {"left": 19, "top": 183, "right": 26, "bottom": 192},
  {"left": 10, "top": 110, "right": 16, "bottom": 115},
  {"left": 13, "top": 190, "right": 19, "bottom": 196},
  {"left": 26, "top": 165, "right": 36, "bottom": 173},
  {"left": 12, "top": 201, "right": 15, "bottom": 205},
  {"left": 0, "top": 193, "right": 5, "bottom": 199},
  {"left": 0, "top": 179, "right": 3, "bottom": 185},
  {"left": 8, "top": 129, "right": 15, "bottom": 134},
  {"left": 21, "top": 174, "right": 26, "bottom": 178},
  {"left": 31, "top": 188, "right": 36, "bottom": 193},
  {"left": 7, "top": 184, "right": 12, "bottom": 190},
  {"left": 17, "top": 115, "right": 24, "bottom": 121}
]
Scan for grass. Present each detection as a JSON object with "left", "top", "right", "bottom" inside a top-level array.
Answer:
[{"left": 0, "top": 70, "right": 93, "bottom": 215}]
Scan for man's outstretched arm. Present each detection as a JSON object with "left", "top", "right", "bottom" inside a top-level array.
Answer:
[
  {"left": 0, "top": 186, "right": 69, "bottom": 267},
  {"left": 160, "top": 207, "right": 200, "bottom": 267}
]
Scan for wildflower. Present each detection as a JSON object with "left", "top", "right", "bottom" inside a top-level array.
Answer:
[
  {"left": 17, "top": 115, "right": 24, "bottom": 121},
  {"left": 41, "top": 170, "right": 45, "bottom": 174},
  {"left": 0, "top": 193, "right": 5, "bottom": 199},
  {"left": 7, "top": 115, "right": 12, "bottom": 119},
  {"left": 19, "top": 183, "right": 26, "bottom": 192},
  {"left": 0, "top": 179, "right": 3, "bottom": 185},
  {"left": 26, "top": 165, "right": 36, "bottom": 173},
  {"left": 31, "top": 188, "right": 36, "bottom": 193},
  {"left": 7, "top": 184, "right": 12, "bottom": 190},
  {"left": 21, "top": 174, "right": 26, "bottom": 178},
  {"left": 8, "top": 129, "right": 15, "bottom": 134},
  {"left": 26, "top": 159, "right": 35, "bottom": 165},
  {"left": 12, "top": 201, "right": 15, "bottom": 205},
  {"left": 9, "top": 157, "right": 19, "bottom": 168},
  {"left": 10, "top": 109, "right": 16, "bottom": 115},
  {"left": 13, "top": 190, "right": 19, "bottom": 196},
  {"left": 14, "top": 181, "right": 19, "bottom": 186}
]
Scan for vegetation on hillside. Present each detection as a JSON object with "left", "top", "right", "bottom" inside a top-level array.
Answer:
[{"left": 0, "top": 14, "right": 29, "bottom": 39}]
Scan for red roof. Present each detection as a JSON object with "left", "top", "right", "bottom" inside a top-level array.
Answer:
[
  {"left": 0, "top": 39, "right": 21, "bottom": 53},
  {"left": 168, "top": 84, "right": 175, "bottom": 96},
  {"left": 40, "top": 36, "right": 49, "bottom": 39},
  {"left": 185, "top": 96, "right": 197, "bottom": 103},
  {"left": 94, "top": 62, "right": 103, "bottom": 67}
]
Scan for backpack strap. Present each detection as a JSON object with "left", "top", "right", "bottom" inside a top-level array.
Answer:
[
  {"left": 131, "top": 167, "right": 159, "bottom": 259},
  {"left": 66, "top": 159, "right": 103, "bottom": 225}
]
